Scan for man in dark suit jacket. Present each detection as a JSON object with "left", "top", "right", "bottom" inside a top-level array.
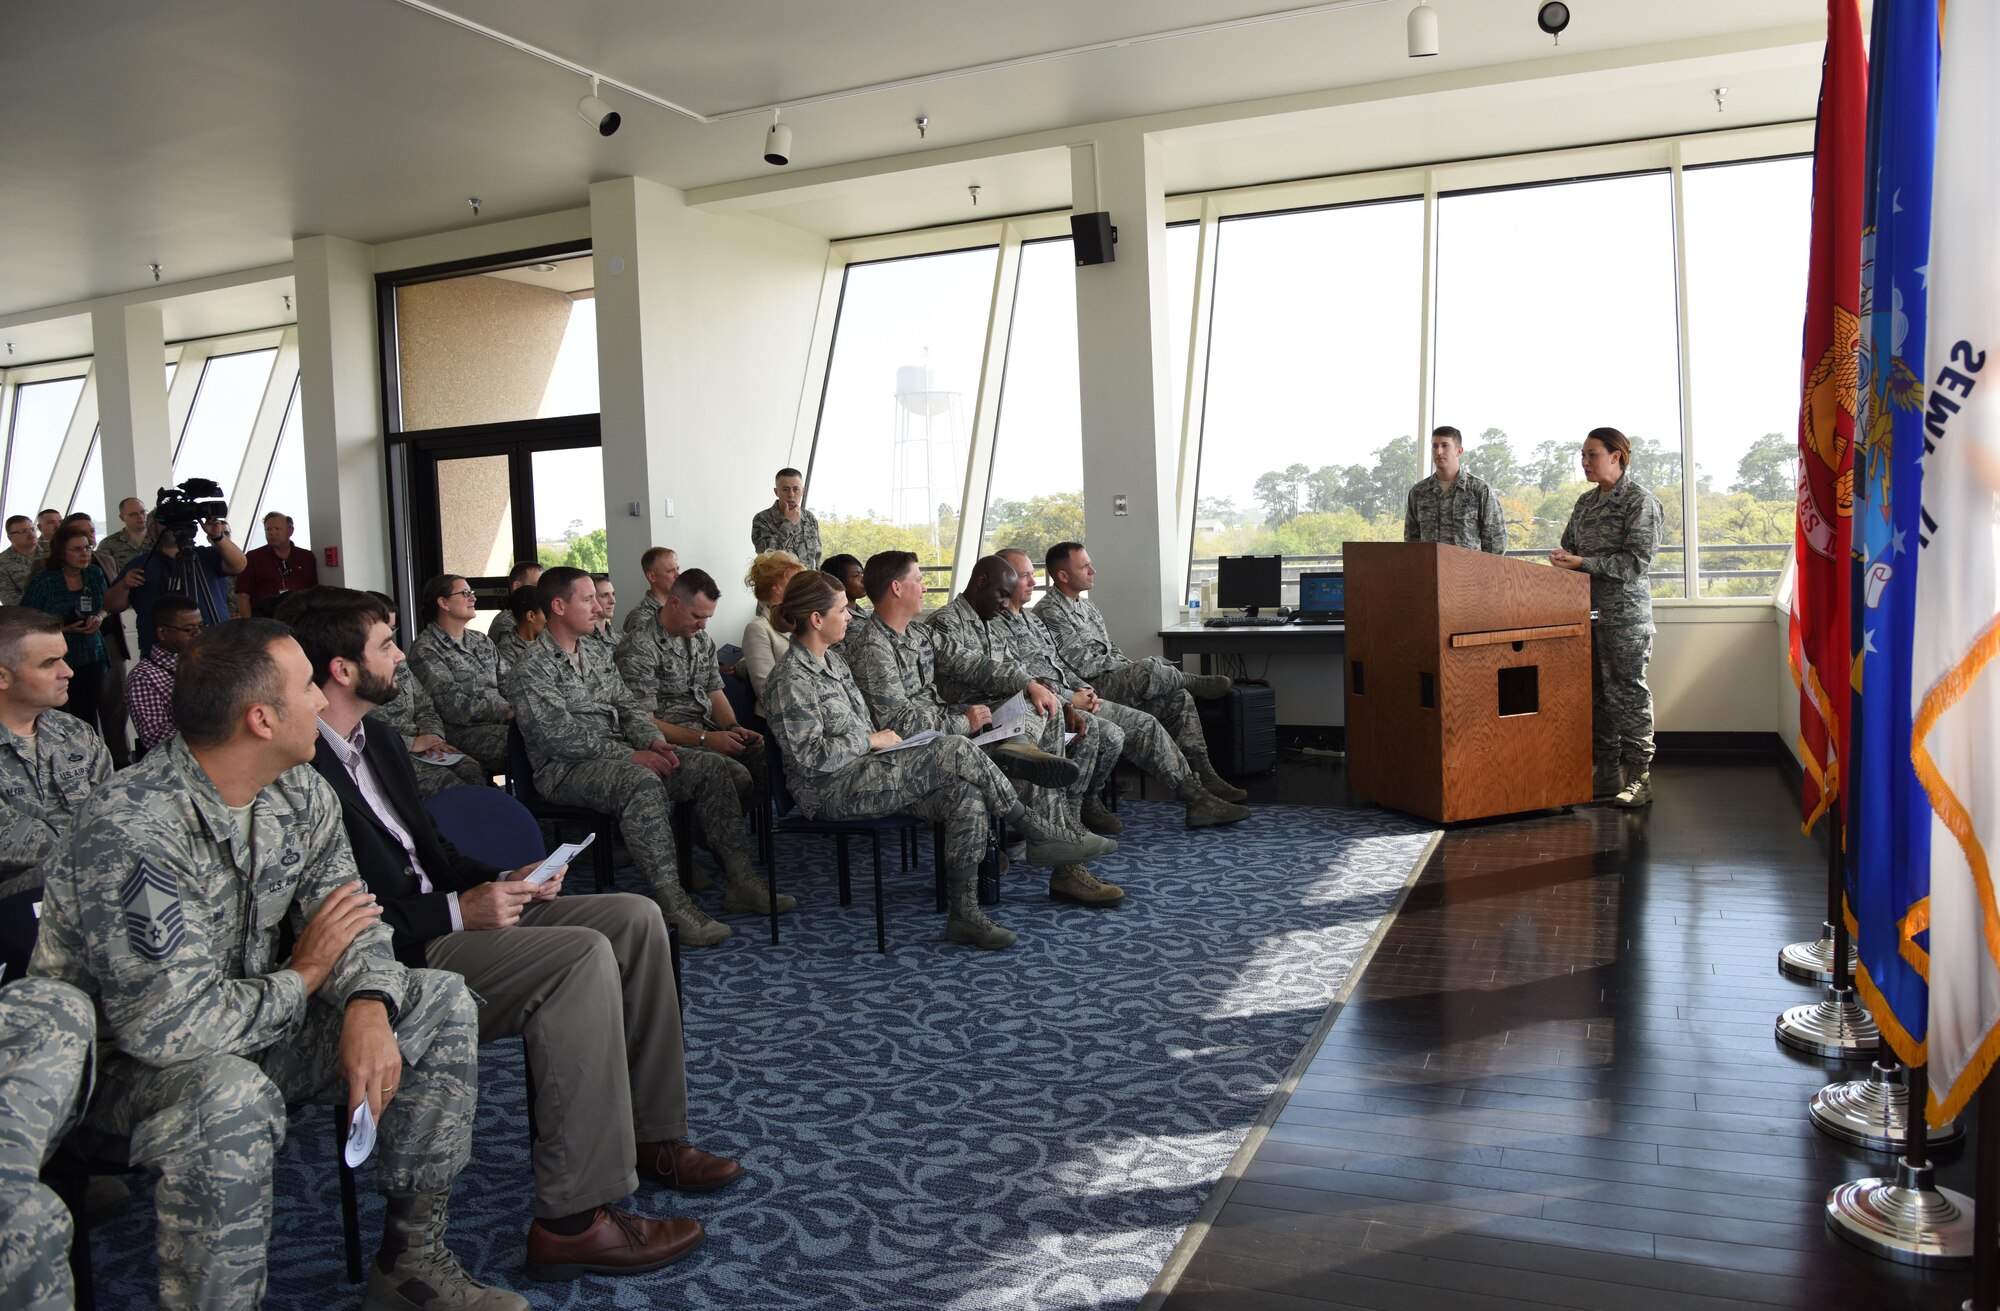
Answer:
[{"left": 290, "top": 588, "right": 740, "bottom": 1283}]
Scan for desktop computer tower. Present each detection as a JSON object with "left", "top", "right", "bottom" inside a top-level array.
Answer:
[{"left": 1196, "top": 681, "right": 1277, "bottom": 776}]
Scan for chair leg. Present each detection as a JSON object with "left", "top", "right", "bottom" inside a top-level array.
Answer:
[
  {"left": 594, "top": 821, "right": 615, "bottom": 894},
  {"left": 667, "top": 923, "right": 684, "bottom": 1020},
  {"left": 338, "top": 1154, "right": 364, "bottom": 1284},
  {"left": 872, "top": 834, "right": 886, "bottom": 954},
  {"left": 674, "top": 803, "right": 695, "bottom": 893},
  {"left": 836, "top": 835, "right": 852, "bottom": 906},
  {"left": 933, "top": 824, "right": 947, "bottom": 912},
  {"left": 768, "top": 838, "right": 781, "bottom": 949}
]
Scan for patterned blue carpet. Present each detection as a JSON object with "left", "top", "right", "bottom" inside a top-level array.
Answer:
[{"left": 88, "top": 799, "right": 1433, "bottom": 1309}]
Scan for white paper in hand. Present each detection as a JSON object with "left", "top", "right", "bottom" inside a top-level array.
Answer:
[
  {"left": 525, "top": 833, "right": 594, "bottom": 886},
  {"left": 345, "top": 1099, "right": 377, "bottom": 1167},
  {"left": 874, "top": 729, "right": 943, "bottom": 754}
]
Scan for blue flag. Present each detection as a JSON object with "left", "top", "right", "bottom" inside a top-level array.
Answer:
[{"left": 1847, "top": 0, "right": 1938, "bottom": 1066}]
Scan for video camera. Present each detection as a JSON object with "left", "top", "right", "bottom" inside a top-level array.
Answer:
[{"left": 153, "top": 478, "right": 228, "bottom": 550}]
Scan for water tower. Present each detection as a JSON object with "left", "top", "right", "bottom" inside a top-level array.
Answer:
[{"left": 891, "top": 356, "right": 966, "bottom": 549}]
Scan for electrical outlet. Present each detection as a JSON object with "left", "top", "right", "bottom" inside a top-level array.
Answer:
[
  {"left": 664, "top": 499, "right": 675, "bottom": 517},
  {"left": 1113, "top": 494, "right": 1129, "bottom": 516}
]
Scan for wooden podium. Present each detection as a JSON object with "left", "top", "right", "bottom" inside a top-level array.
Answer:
[{"left": 1344, "top": 542, "right": 1593, "bottom": 822}]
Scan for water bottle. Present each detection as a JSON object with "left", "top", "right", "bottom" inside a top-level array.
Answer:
[{"left": 1187, "top": 596, "right": 1201, "bottom": 626}]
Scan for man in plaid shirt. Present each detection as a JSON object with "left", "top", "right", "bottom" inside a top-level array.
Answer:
[{"left": 125, "top": 595, "right": 201, "bottom": 754}]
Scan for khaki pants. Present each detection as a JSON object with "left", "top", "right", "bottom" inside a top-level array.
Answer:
[{"left": 425, "top": 892, "right": 687, "bottom": 1217}]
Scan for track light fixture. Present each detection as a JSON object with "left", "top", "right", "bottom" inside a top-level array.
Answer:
[
  {"left": 764, "top": 110, "right": 792, "bottom": 166},
  {"left": 1406, "top": 2, "right": 1439, "bottom": 57},
  {"left": 578, "top": 75, "right": 621, "bottom": 136}
]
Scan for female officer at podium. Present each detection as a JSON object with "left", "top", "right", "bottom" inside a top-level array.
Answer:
[{"left": 1550, "top": 427, "right": 1665, "bottom": 809}]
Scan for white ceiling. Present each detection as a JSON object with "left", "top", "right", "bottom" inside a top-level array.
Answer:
[{"left": 0, "top": 0, "right": 1830, "bottom": 331}]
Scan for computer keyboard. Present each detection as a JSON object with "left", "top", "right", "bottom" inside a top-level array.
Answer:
[{"left": 1203, "top": 615, "right": 1289, "bottom": 628}]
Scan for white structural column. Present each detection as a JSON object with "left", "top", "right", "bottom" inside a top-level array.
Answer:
[
  {"left": 590, "top": 176, "right": 829, "bottom": 637},
  {"left": 293, "top": 236, "right": 386, "bottom": 589},
  {"left": 1070, "top": 129, "right": 1177, "bottom": 656},
  {"left": 590, "top": 176, "right": 667, "bottom": 610},
  {"left": 92, "top": 305, "right": 172, "bottom": 511}
]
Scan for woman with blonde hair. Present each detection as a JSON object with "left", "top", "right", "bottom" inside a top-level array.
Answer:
[{"left": 740, "top": 549, "right": 803, "bottom": 702}]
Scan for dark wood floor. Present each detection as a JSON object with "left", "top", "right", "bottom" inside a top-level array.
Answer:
[{"left": 1157, "top": 750, "right": 1975, "bottom": 1311}]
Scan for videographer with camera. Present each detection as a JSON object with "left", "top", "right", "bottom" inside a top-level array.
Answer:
[{"left": 122, "top": 479, "right": 246, "bottom": 655}]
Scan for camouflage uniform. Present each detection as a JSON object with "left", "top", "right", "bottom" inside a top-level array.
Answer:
[
  {"left": 490, "top": 624, "right": 532, "bottom": 678},
  {"left": 376, "top": 663, "right": 486, "bottom": 796},
  {"left": 844, "top": 609, "right": 1081, "bottom": 844},
  {"left": 926, "top": 597, "right": 1121, "bottom": 827},
  {"left": 1403, "top": 472, "right": 1507, "bottom": 554},
  {"left": 1031, "top": 588, "right": 1226, "bottom": 783},
  {"left": 991, "top": 605, "right": 1196, "bottom": 793},
  {"left": 0, "top": 710, "right": 113, "bottom": 898},
  {"left": 0, "top": 977, "right": 95, "bottom": 1311},
  {"left": 28, "top": 739, "right": 480, "bottom": 1311},
  {"left": 0, "top": 547, "right": 37, "bottom": 607},
  {"left": 614, "top": 616, "right": 767, "bottom": 802},
  {"left": 94, "top": 529, "right": 156, "bottom": 586},
  {"left": 763, "top": 643, "right": 1016, "bottom": 871},
  {"left": 749, "top": 506, "right": 821, "bottom": 570},
  {"left": 1561, "top": 472, "right": 1664, "bottom": 790},
  {"left": 620, "top": 591, "right": 664, "bottom": 637},
  {"left": 502, "top": 631, "right": 748, "bottom": 918},
  {"left": 407, "top": 623, "right": 511, "bottom": 775}
]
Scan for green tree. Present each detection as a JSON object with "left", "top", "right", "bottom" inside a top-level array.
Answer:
[
  {"left": 1528, "top": 439, "right": 1576, "bottom": 493},
  {"left": 1733, "top": 432, "right": 1795, "bottom": 501},
  {"left": 1462, "top": 429, "right": 1523, "bottom": 490},
  {"left": 542, "top": 528, "right": 608, "bottom": 573},
  {"left": 1254, "top": 463, "right": 1310, "bottom": 526},
  {"left": 982, "top": 490, "right": 1085, "bottom": 564}
]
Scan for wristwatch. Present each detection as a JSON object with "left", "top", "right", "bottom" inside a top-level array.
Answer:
[
  {"left": 346, "top": 989, "right": 400, "bottom": 1025},
  {"left": 698, "top": 731, "right": 707, "bottom": 747}
]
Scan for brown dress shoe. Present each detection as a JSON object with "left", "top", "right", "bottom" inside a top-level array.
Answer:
[
  {"left": 636, "top": 1138, "right": 743, "bottom": 1192},
  {"left": 524, "top": 1207, "right": 703, "bottom": 1282}
]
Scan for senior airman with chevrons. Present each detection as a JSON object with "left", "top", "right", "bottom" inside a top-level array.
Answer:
[{"left": 28, "top": 619, "right": 512, "bottom": 1311}]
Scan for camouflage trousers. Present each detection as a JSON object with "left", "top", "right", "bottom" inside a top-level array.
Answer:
[
  {"left": 1091, "top": 665, "right": 1218, "bottom": 779},
  {"left": 1091, "top": 697, "right": 1194, "bottom": 793},
  {"left": 412, "top": 751, "right": 487, "bottom": 799},
  {"left": 443, "top": 721, "right": 510, "bottom": 777},
  {"left": 0, "top": 978, "right": 95, "bottom": 1311},
  {"left": 801, "top": 735, "right": 1017, "bottom": 871},
  {"left": 538, "top": 751, "right": 753, "bottom": 904},
  {"left": 85, "top": 968, "right": 478, "bottom": 1311},
  {"left": 1592, "top": 626, "right": 1656, "bottom": 788}
]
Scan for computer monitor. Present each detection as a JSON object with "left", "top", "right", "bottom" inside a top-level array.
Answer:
[
  {"left": 1216, "top": 554, "right": 1283, "bottom": 615},
  {"left": 1297, "top": 570, "right": 1345, "bottom": 619}
]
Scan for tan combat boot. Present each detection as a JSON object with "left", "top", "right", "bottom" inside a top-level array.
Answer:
[{"left": 366, "top": 1192, "right": 528, "bottom": 1311}]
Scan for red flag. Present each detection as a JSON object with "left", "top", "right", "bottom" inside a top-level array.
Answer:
[{"left": 1789, "top": 0, "right": 1866, "bottom": 834}]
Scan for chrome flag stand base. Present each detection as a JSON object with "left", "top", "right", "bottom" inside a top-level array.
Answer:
[
  {"left": 1827, "top": 1160, "right": 1974, "bottom": 1267},
  {"left": 1812, "top": 1063, "right": 1965, "bottom": 1152},
  {"left": 1778, "top": 986, "right": 1881, "bottom": 1058},
  {"left": 1779, "top": 921, "right": 1858, "bottom": 982}
]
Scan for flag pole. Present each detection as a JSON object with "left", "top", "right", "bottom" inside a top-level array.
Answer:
[
  {"left": 1778, "top": 858, "right": 1858, "bottom": 981},
  {"left": 1813, "top": 1055, "right": 1964, "bottom": 1153},
  {"left": 1777, "top": 810, "right": 1881, "bottom": 1057},
  {"left": 1829, "top": 1058, "right": 1973, "bottom": 1263}
]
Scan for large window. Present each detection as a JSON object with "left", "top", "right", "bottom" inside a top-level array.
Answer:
[
  {"left": 3, "top": 376, "right": 86, "bottom": 518},
  {"left": 1190, "top": 199, "right": 1425, "bottom": 603},
  {"left": 979, "top": 238, "right": 1083, "bottom": 565},
  {"left": 1434, "top": 173, "right": 1686, "bottom": 597},
  {"left": 1683, "top": 158, "right": 1812, "bottom": 596},
  {"left": 242, "top": 382, "right": 311, "bottom": 552},
  {"left": 809, "top": 246, "right": 998, "bottom": 600},
  {"left": 174, "top": 347, "right": 278, "bottom": 503}
]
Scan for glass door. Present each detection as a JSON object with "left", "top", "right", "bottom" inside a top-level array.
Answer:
[{"left": 403, "top": 421, "right": 602, "bottom": 634}]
